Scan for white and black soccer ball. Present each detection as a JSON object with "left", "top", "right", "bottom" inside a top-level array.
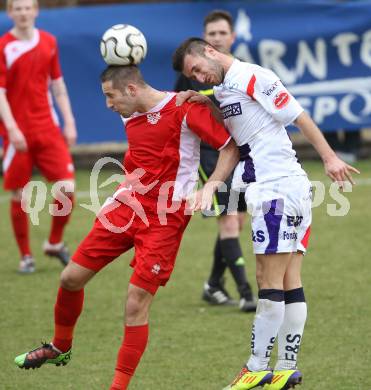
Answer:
[{"left": 100, "top": 24, "right": 147, "bottom": 66}]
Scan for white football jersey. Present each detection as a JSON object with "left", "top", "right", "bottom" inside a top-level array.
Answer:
[{"left": 213, "top": 59, "right": 307, "bottom": 188}]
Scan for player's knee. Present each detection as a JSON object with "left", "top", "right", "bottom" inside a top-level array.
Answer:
[
  {"left": 283, "top": 276, "right": 302, "bottom": 291},
  {"left": 238, "top": 213, "right": 246, "bottom": 231},
  {"left": 219, "top": 214, "right": 239, "bottom": 237},
  {"left": 60, "top": 267, "right": 85, "bottom": 291},
  {"left": 126, "top": 299, "right": 142, "bottom": 322},
  {"left": 125, "top": 288, "right": 151, "bottom": 324},
  {"left": 255, "top": 259, "right": 271, "bottom": 288}
]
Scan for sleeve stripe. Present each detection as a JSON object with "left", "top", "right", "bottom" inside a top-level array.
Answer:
[
  {"left": 218, "top": 136, "right": 232, "bottom": 151},
  {"left": 246, "top": 74, "right": 256, "bottom": 101},
  {"left": 50, "top": 76, "right": 63, "bottom": 82}
]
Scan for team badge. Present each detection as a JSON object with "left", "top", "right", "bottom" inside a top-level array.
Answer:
[
  {"left": 274, "top": 92, "right": 290, "bottom": 109},
  {"left": 151, "top": 264, "right": 161, "bottom": 274},
  {"left": 147, "top": 112, "right": 161, "bottom": 124}
]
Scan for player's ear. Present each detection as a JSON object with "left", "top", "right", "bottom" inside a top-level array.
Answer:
[
  {"left": 205, "top": 44, "right": 216, "bottom": 57},
  {"left": 126, "top": 84, "right": 137, "bottom": 97}
]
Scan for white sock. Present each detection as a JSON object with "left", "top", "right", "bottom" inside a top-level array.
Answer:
[
  {"left": 247, "top": 290, "right": 285, "bottom": 371},
  {"left": 275, "top": 301, "right": 307, "bottom": 370}
]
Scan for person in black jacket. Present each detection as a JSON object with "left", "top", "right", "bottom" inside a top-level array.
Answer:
[{"left": 175, "top": 10, "right": 256, "bottom": 312}]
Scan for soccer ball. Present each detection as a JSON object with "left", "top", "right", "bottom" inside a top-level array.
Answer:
[{"left": 100, "top": 24, "right": 147, "bottom": 66}]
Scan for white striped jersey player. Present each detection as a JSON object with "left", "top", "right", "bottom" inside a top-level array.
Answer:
[{"left": 213, "top": 59, "right": 311, "bottom": 254}]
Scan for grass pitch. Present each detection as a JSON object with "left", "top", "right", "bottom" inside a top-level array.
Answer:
[{"left": 0, "top": 160, "right": 370, "bottom": 390}]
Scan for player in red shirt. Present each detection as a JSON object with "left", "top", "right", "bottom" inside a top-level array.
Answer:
[
  {"left": 0, "top": 0, "right": 77, "bottom": 272},
  {"left": 14, "top": 65, "right": 239, "bottom": 389}
]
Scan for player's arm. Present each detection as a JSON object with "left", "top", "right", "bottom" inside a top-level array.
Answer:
[
  {"left": 0, "top": 90, "right": 27, "bottom": 151},
  {"left": 294, "top": 111, "right": 360, "bottom": 186},
  {"left": 51, "top": 77, "right": 77, "bottom": 146},
  {"left": 208, "top": 138, "right": 239, "bottom": 183},
  {"left": 186, "top": 103, "right": 239, "bottom": 211},
  {"left": 0, "top": 47, "right": 27, "bottom": 150},
  {"left": 193, "top": 138, "right": 239, "bottom": 211},
  {"left": 49, "top": 39, "right": 77, "bottom": 146},
  {"left": 245, "top": 67, "right": 360, "bottom": 186}
]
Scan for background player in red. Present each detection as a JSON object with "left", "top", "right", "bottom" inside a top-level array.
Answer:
[
  {"left": 0, "top": 0, "right": 77, "bottom": 272},
  {"left": 14, "top": 65, "right": 239, "bottom": 390}
]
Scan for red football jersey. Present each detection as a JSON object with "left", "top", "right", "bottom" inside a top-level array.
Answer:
[
  {"left": 115, "top": 93, "right": 231, "bottom": 204},
  {"left": 0, "top": 29, "right": 62, "bottom": 136}
]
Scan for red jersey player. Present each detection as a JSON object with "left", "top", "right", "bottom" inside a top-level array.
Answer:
[
  {"left": 14, "top": 65, "right": 239, "bottom": 389},
  {"left": 0, "top": 0, "right": 77, "bottom": 272}
]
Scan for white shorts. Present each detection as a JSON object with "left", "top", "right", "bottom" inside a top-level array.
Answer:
[{"left": 245, "top": 176, "right": 312, "bottom": 254}]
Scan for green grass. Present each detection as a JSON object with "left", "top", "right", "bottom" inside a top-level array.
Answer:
[{"left": 0, "top": 161, "right": 370, "bottom": 390}]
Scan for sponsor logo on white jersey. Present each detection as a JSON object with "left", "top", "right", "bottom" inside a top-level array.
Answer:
[
  {"left": 222, "top": 102, "right": 242, "bottom": 119},
  {"left": 262, "top": 80, "right": 281, "bottom": 96},
  {"left": 282, "top": 231, "right": 298, "bottom": 240},
  {"left": 274, "top": 92, "right": 290, "bottom": 109},
  {"left": 147, "top": 112, "right": 161, "bottom": 124}
]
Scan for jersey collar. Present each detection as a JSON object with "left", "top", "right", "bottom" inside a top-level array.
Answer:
[{"left": 122, "top": 92, "right": 176, "bottom": 125}]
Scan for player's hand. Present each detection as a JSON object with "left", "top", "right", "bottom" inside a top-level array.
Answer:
[
  {"left": 324, "top": 155, "right": 360, "bottom": 189},
  {"left": 190, "top": 181, "right": 218, "bottom": 212},
  {"left": 64, "top": 121, "right": 77, "bottom": 147},
  {"left": 9, "top": 127, "right": 27, "bottom": 151},
  {"left": 176, "top": 90, "right": 210, "bottom": 106}
]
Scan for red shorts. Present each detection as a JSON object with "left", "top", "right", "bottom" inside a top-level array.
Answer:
[
  {"left": 72, "top": 199, "right": 191, "bottom": 293},
  {"left": 2, "top": 128, "right": 74, "bottom": 190}
]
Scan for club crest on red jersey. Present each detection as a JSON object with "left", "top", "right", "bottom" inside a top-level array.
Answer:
[{"left": 147, "top": 112, "right": 161, "bottom": 124}]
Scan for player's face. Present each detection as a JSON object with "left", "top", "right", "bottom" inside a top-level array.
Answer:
[
  {"left": 204, "top": 19, "right": 235, "bottom": 54},
  {"left": 8, "top": 0, "right": 38, "bottom": 30},
  {"left": 102, "top": 81, "right": 136, "bottom": 118},
  {"left": 183, "top": 52, "right": 225, "bottom": 85}
]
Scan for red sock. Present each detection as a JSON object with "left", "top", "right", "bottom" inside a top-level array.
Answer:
[
  {"left": 48, "top": 195, "right": 74, "bottom": 244},
  {"left": 110, "top": 324, "right": 149, "bottom": 390},
  {"left": 52, "top": 287, "right": 84, "bottom": 352},
  {"left": 10, "top": 199, "right": 31, "bottom": 257}
]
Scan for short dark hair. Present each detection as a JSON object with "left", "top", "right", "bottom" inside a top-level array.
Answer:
[
  {"left": 172, "top": 37, "right": 209, "bottom": 72},
  {"left": 204, "top": 10, "right": 234, "bottom": 32},
  {"left": 100, "top": 65, "right": 146, "bottom": 91}
]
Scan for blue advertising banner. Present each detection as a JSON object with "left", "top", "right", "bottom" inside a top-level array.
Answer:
[
  {"left": 0, "top": 1, "right": 370, "bottom": 143},
  {"left": 230, "top": 1, "right": 371, "bottom": 132}
]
